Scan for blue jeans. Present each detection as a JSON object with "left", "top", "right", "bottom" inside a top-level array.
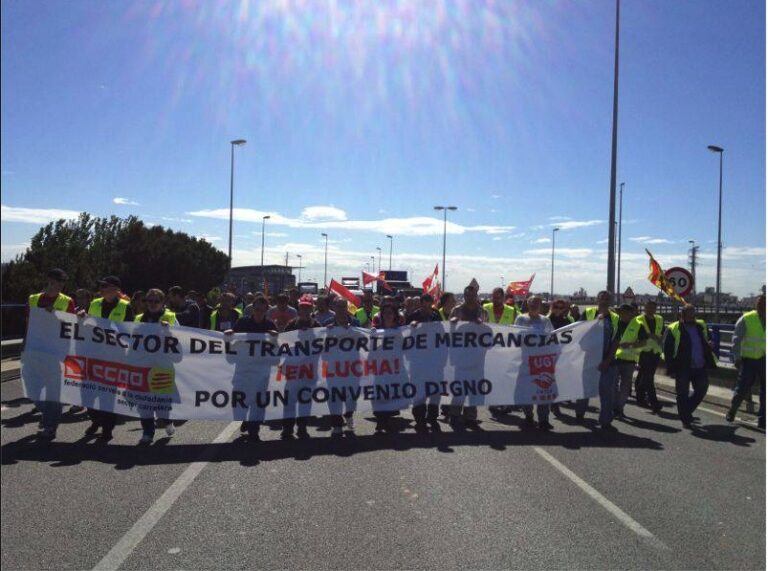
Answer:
[
  {"left": 36, "top": 400, "right": 62, "bottom": 432},
  {"left": 675, "top": 368, "right": 709, "bottom": 424},
  {"left": 731, "top": 357, "right": 765, "bottom": 419},
  {"left": 598, "top": 365, "right": 619, "bottom": 425}
]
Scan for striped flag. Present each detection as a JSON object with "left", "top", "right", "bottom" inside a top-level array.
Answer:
[
  {"left": 646, "top": 249, "right": 686, "bottom": 304},
  {"left": 329, "top": 279, "right": 360, "bottom": 314},
  {"left": 422, "top": 264, "right": 439, "bottom": 292},
  {"left": 506, "top": 274, "right": 535, "bottom": 298}
]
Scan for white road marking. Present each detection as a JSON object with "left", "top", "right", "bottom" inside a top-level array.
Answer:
[
  {"left": 533, "top": 447, "right": 669, "bottom": 551},
  {"left": 92, "top": 422, "right": 240, "bottom": 571}
]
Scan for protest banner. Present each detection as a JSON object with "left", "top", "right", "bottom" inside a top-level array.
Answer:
[{"left": 21, "top": 309, "right": 604, "bottom": 421}]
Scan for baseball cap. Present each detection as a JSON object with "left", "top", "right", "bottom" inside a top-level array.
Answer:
[
  {"left": 47, "top": 268, "right": 68, "bottom": 282},
  {"left": 98, "top": 276, "right": 121, "bottom": 289},
  {"left": 298, "top": 294, "right": 314, "bottom": 307}
]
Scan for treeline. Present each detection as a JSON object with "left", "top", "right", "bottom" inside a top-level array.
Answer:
[{"left": 2, "top": 214, "right": 229, "bottom": 302}]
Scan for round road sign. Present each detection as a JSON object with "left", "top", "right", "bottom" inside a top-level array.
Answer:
[{"left": 664, "top": 266, "right": 694, "bottom": 297}]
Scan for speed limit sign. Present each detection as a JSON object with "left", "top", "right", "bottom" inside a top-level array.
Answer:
[{"left": 664, "top": 267, "right": 694, "bottom": 297}]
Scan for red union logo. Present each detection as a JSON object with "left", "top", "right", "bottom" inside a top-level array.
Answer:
[
  {"left": 529, "top": 353, "right": 558, "bottom": 375},
  {"left": 532, "top": 376, "right": 554, "bottom": 390},
  {"left": 87, "top": 358, "right": 150, "bottom": 391}
]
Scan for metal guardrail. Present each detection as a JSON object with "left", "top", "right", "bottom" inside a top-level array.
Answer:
[{"left": 709, "top": 324, "right": 735, "bottom": 363}]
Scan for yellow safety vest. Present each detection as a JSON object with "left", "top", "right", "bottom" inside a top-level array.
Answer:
[
  {"left": 28, "top": 292, "right": 72, "bottom": 312},
  {"left": 483, "top": 303, "right": 518, "bottom": 325},
  {"left": 438, "top": 308, "right": 449, "bottom": 321},
  {"left": 210, "top": 307, "right": 242, "bottom": 330},
  {"left": 135, "top": 310, "right": 177, "bottom": 326},
  {"left": 355, "top": 305, "right": 380, "bottom": 326},
  {"left": 668, "top": 319, "right": 710, "bottom": 359},
  {"left": 637, "top": 314, "right": 664, "bottom": 354},
  {"left": 740, "top": 310, "right": 766, "bottom": 360},
  {"left": 585, "top": 308, "right": 619, "bottom": 338},
  {"left": 88, "top": 297, "right": 130, "bottom": 322},
  {"left": 616, "top": 317, "right": 649, "bottom": 362}
]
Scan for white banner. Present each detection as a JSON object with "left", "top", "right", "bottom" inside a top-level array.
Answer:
[{"left": 21, "top": 309, "right": 603, "bottom": 421}]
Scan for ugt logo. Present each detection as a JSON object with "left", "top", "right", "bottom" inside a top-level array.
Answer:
[{"left": 528, "top": 353, "right": 558, "bottom": 397}]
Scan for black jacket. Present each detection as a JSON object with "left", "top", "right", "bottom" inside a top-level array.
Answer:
[{"left": 663, "top": 320, "right": 717, "bottom": 376}]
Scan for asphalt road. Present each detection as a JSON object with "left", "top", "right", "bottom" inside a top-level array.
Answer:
[{"left": 2, "top": 377, "right": 764, "bottom": 570}]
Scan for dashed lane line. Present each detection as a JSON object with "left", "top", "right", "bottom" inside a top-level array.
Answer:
[
  {"left": 533, "top": 446, "right": 670, "bottom": 551},
  {"left": 91, "top": 421, "right": 240, "bottom": 571}
]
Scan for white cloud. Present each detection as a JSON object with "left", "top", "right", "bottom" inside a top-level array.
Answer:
[
  {"left": 301, "top": 206, "right": 347, "bottom": 221},
  {"left": 491, "top": 194, "right": 502, "bottom": 199},
  {"left": 160, "top": 216, "right": 192, "bottom": 224},
  {"left": 492, "top": 236, "right": 503, "bottom": 241},
  {"left": 532, "top": 238, "right": 551, "bottom": 244},
  {"left": 524, "top": 247, "right": 594, "bottom": 258},
  {"left": 198, "top": 234, "right": 222, "bottom": 242},
  {"left": 187, "top": 208, "right": 516, "bottom": 237},
  {"left": 551, "top": 220, "right": 603, "bottom": 230},
  {"left": 629, "top": 236, "right": 673, "bottom": 245},
  {"left": 1, "top": 204, "right": 82, "bottom": 224},
  {"left": 548, "top": 216, "right": 573, "bottom": 221},
  {"left": 0, "top": 243, "right": 29, "bottom": 261},
  {"left": 596, "top": 238, "right": 610, "bottom": 244},
  {"left": 113, "top": 197, "right": 140, "bottom": 206}
]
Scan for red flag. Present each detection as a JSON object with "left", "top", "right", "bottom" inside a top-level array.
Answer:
[
  {"left": 506, "top": 274, "right": 535, "bottom": 298},
  {"left": 329, "top": 279, "right": 360, "bottom": 314},
  {"left": 377, "top": 271, "right": 393, "bottom": 292},
  {"left": 646, "top": 250, "right": 686, "bottom": 304},
  {"left": 361, "top": 271, "right": 379, "bottom": 286},
  {"left": 423, "top": 264, "right": 439, "bottom": 292}
]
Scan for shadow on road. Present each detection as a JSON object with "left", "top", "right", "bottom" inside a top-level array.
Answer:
[
  {"left": 689, "top": 424, "right": 758, "bottom": 446},
  {"left": 1, "top": 422, "right": 665, "bottom": 470}
]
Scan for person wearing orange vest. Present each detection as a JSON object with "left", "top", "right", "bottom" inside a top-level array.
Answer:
[
  {"left": 27, "top": 268, "right": 75, "bottom": 440},
  {"left": 727, "top": 295, "right": 766, "bottom": 428},
  {"left": 80, "top": 275, "right": 134, "bottom": 441}
]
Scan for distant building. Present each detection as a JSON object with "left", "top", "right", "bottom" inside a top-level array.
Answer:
[{"left": 225, "top": 265, "right": 296, "bottom": 295}]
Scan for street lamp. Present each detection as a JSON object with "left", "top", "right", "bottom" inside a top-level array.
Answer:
[
  {"left": 550, "top": 227, "right": 560, "bottom": 300},
  {"left": 296, "top": 254, "right": 302, "bottom": 284},
  {"left": 260, "top": 215, "right": 270, "bottom": 267},
  {"left": 434, "top": 206, "right": 458, "bottom": 291},
  {"left": 689, "top": 239, "right": 698, "bottom": 296},
  {"left": 606, "top": 0, "right": 621, "bottom": 295},
  {"left": 228, "top": 139, "right": 247, "bottom": 269},
  {"left": 376, "top": 247, "right": 382, "bottom": 273},
  {"left": 386, "top": 235, "right": 393, "bottom": 271},
  {"left": 708, "top": 144, "right": 724, "bottom": 322},
  {"left": 616, "top": 181, "right": 625, "bottom": 305},
  {"left": 321, "top": 233, "right": 329, "bottom": 289}
]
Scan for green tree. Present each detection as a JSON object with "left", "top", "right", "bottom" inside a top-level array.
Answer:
[{"left": 1, "top": 214, "right": 229, "bottom": 302}]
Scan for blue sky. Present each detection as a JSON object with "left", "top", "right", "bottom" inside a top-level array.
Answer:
[{"left": 2, "top": 0, "right": 765, "bottom": 297}]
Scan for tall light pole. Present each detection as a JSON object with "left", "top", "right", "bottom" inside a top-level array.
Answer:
[
  {"left": 616, "top": 181, "right": 625, "bottom": 305},
  {"left": 376, "top": 247, "right": 382, "bottom": 273},
  {"left": 434, "top": 206, "right": 457, "bottom": 291},
  {"left": 321, "top": 233, "right": 329, "bottom": 290},
  {"left": 689, "top": 240, "right": 698, "bottom": 296},
  {"left": 550, "top": 227, "right": 560, "bottom": 300},
  {"left": 386, "top": 235, "right": 393, "bottom": 271},
  {"left": 296, "top": 254, "right": 303, "bottom": 284},
  {"left": 228, "top": 139, "right": 247, "bottom": 269},
  {"left": 260, "top": 215, "right": 270, "bottom": 267},
  {"left": 708, "top": 145, "right": 724, "bottom": 322},
  {"left": 606, "top": 0, "right": 621, "bottom": 295}
]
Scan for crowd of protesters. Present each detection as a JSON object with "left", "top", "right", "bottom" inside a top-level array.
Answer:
[{"left": 26, "top": 268, "right": 766, "bottom": 444}]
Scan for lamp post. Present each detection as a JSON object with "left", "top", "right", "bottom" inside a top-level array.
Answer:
[
  {"left": 228, "top": 139, "right": 247, "bottom": 269},
  {"left": 616, "top": 181, "right": 625, "bottom": 305},
  {"left": 260, "top": 215, "right": 270, "bottom": 267},
  {"left": 434, "top": 206, "right": 458, "bottom": 291},
  {"left": 376, "top": 247, "right": 382, "bottom": 273},
  {"left": 321, "top": 233, "right": 329, "bottom": 290},
  {"left": 296, "top": 254, "right": 302, "bottom": 284},
  {"left": 689, "top": 239, "right": 698, "bottom": 296},
  {"left": 708, "top": 145, "right": 724, "bottom": 323},
  {"left": 550, "top": 227, "right": 559, "bottom": 300},
  {"left": 606, "top": 0, "right": 621, "bottom": 295},
  {"left": 386, "top": 235, "right": 393, "bottom": 271}
]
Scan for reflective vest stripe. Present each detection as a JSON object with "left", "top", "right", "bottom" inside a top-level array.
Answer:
[
  {"left": 210, "top": 308, "right": 242, "bottom": 330},
  {"left": 668, "top": 320, "right": 710, "bottom": 359},
  {"left": 135, "top": 310, "right": 177, "bottom": 326}
]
